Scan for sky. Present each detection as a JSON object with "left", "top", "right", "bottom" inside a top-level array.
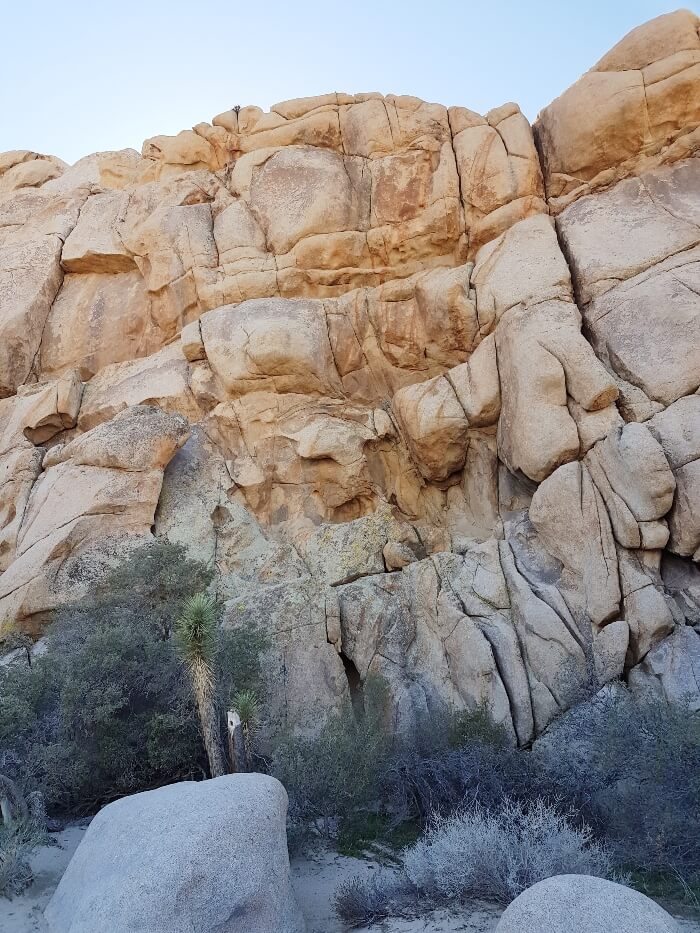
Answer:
[{"left": 1, "top": 1, "right": 691, "bottom": 164}]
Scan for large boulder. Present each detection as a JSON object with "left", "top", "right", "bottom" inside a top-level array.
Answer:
[
  {"left": 44, "top": 774, "right": 306, "bottom": 933},
  {"left": 496, "top": 874, "right": 678, "bottom": 933}
]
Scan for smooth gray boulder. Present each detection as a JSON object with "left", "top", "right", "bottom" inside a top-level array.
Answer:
[
  {"left": 45, "top": 774, "right": 306, "bottom": 933},
  {"left": 495, "top": 874, "right": 677, "bottom": 932}
]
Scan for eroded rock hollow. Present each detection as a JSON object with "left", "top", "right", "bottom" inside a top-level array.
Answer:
[{"left": 1, "top": 9, "right": 699, "bottom": 741}]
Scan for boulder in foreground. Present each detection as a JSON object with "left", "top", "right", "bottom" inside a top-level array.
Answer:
[{"left": 44, "top": 774, "right": 306, "bottom": 933}]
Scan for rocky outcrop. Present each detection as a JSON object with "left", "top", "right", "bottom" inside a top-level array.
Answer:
[
  {"left": 0, "top": 405, "right": 189, "bottom": 635},
  {"left": 535, "top": 9, "right": 700, "bottom": 212},
  {"left": 1, "top": 10, "right": 699, "bottom": 739}
]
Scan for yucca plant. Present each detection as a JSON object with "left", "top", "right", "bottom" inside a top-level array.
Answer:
[
  {"left": 174, "top": 593, "right": 228, "bottom": 778},
  {"left": 232, "top": 689, "right": 261, "bottom": 770}
]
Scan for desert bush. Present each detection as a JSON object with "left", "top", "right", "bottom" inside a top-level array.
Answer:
[
  {"left": 534, "top": 687, "right": 700, "bottom": 880},
  {"left": 402, "top": 799, "right": 616, "bottom": 904},
  {"left": 273, "top": 694, "right": 544, "bottom": 851},
  {"left": 391, "top": 690, "right": 700, "bottom": 893},
  {"left": 0, "top": 778, "right": 49, "bottom": 899},
  {"left": 0, "top": 541, "right": 266, "bottom": 815},
  {"left": 447, "top": 704, "right": 511, "bottom": 748},
  {"left": 88, "top": 539, "right": 212, "bottom": 639},
  {"left": 0, "top": 818, "right": 48, "bottom": 898},
  {"left": 1, "top": 604, "right": 202, "bottom": 813},
  {"left": 272, "top": 691, "right": 543, "bottom": 855},
  {"left": 384, "top": 724, "right": 539, "bottom": 825},
  {"left": 380, "top": 701, "right": 546, "bottom": 827},
  {"left": 271, "top": 677, "right": 392, "bottom": 842},
  {"left": 333, "top": 872, "right": 397, "bottom": 928}
]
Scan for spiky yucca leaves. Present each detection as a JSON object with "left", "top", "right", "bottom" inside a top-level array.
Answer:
[
  {"left": 174, "top": 594, "right": 228, "bottom": 778},
  {"left": 232, "top": 689, "right": 261, "bottom": 770},
  {"left": 232, "top": 689, "right": 261, "bottom": 732}
]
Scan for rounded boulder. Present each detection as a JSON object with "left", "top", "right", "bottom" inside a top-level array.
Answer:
[
  {"left": 44, "top": 773, "right": 306, "bottom": 933},
  {"left": 496, "top": 875, "right": 678, "bottom": 933}
]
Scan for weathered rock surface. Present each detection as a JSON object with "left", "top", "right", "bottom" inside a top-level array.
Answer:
[
  {"left": 0, "top": 405, "right": 189, "bottom": 634},
  {"left": 629, "top": 625, "right": 700, "bottom": 710},
  {"left": 44, "top": 774, "right": 306, "bottom": 933},
  {"left": 495, "top": 874, "right": 678, "bottom": 933},
  {"left": 1, "top": 10, "right": 700, "bottom": 736}
]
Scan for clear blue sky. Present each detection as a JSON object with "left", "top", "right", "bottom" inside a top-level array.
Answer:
[{"left": 0, "top": 1, "right": 692, "bottom": 164}]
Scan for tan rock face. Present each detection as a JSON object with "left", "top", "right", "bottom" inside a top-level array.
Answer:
[
  {"left": 536, "top": 10, "right": 700, "bottom": 211},
  {"left": 495, "top": 299, "right": 617, "bottom": 483},
  {"left": 649, "top": 397, "right": 700, "bottom": 559},
  {"left": 393, "top": 375, "right": 469, "bottom": 482},
  {"left": 449, "top": 103, "right": 546, "bottom": 253},
  {"left": 61, "top": 191, "right": 135, "bottom": 273},
  {"left": 1, "top": 10, "right": 699, "bottom": 737},
  {"left": 0, "top": 406, "right": 189, "bottom": 635},
  {"left": 0, "top": 152, "right": 66, "bottom": 197}
]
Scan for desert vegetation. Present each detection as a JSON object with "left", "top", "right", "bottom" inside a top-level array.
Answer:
[
  {"left": 0, "top": 774, "right": 49, "bottom": 898},
  {"left": 271, "top": 681, "right": 700, "bottom": 926},
  {"left": 0, "top": 541, "right": 266, "bottom": 894},
  {"left": 1, "top": 542, "right": 699, "bottom": 923}
]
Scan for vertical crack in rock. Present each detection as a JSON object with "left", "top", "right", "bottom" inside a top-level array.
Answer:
[
  {"left": 446, "top": 108, "right": 469, "bottom": 251},
  {"left": 339, "top": 650, "right": 365, "bottom": 720}
]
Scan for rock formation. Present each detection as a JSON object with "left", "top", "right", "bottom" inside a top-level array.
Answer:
[{"left": 1, "top": 10, "right": 699, "bottom": 739}]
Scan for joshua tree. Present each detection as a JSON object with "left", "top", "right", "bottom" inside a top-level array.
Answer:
[{"left": 174, "top": 593, "right": 228, "bottom": 778}]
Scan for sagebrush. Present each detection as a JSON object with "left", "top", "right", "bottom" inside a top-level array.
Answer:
[
  {"left": 333, "top": 872, "right": 399, "bottom": 928},
  {"left": 403, "top": 799, "right": 617, "bottom": 904}
]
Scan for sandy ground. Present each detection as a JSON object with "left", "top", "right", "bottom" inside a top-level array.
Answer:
[
  {"left": 291, "top": 850, "right": 501, "bottom": 932},
  {"left": 1, "top": 825, "right": 699, "bottom": 933},
  {"left": 0, "top": 824, "right": 89, "bottom": 933}
]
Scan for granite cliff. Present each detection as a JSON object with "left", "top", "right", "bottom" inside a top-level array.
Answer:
[{"left": 1, "top": 9, "right": 699, "bottom": 741}]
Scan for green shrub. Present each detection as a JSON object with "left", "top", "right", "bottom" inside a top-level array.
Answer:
[
  {"left": 534, "top": 687, "right": 700, "bottom": 883},
  {"left": 0, "top": 541, "right": 266, "bottom": 815},
  {"left": 271, "top": 691, "right": 532, "bottom": 851},
  {"left": 447, "top": 703, "right": 511, "bottom": 749},
  {"left": 271, "top": 677, "right": 392, "bottom": 843}
]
